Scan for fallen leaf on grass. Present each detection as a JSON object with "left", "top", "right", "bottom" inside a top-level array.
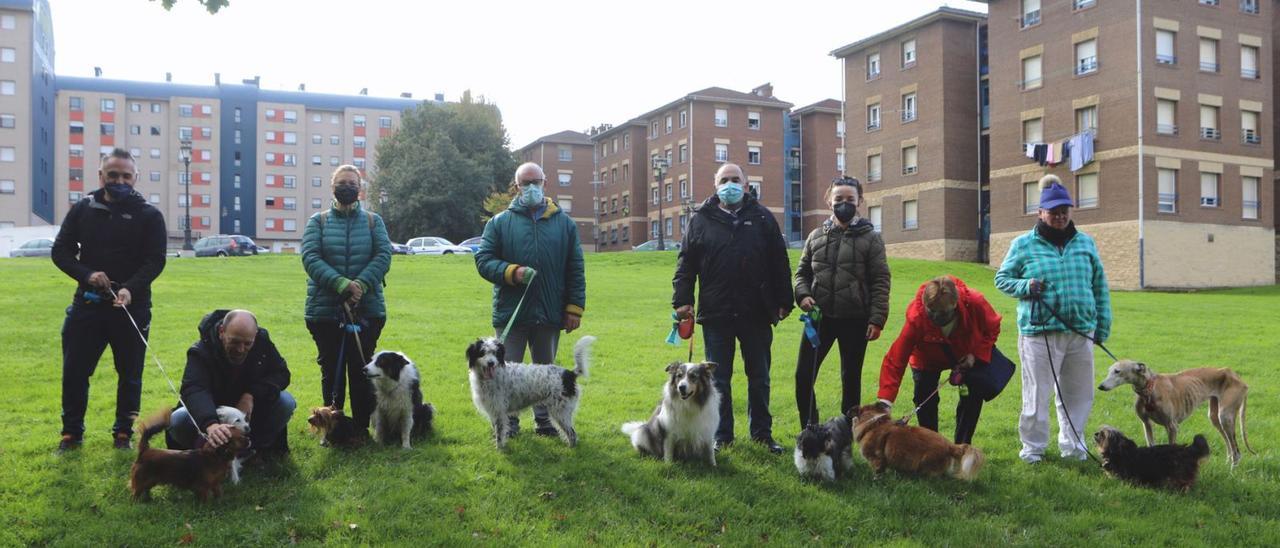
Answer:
[
  {"left": 349, "top": 523, "right": 359, "bottom": 531},
  {"left": 255, "top": 505, "right": 264, "bottom": 511},
  {"left": 178, "top": 532, "right": 195, "bottom": 545},
  {"left": 553, "top": 513, "right": 566, "bottom": 521},
  {"left": 539, "top": 491, "right": 557, "bottom": 500}
]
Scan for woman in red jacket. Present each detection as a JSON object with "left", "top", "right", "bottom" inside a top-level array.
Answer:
[{"left": 877, "top": 275, "right": 1001, "bottom": 444}]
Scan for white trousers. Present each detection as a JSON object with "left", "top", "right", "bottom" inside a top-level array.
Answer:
[{"left": 1018, "top": 331, "right": 1095, "bottom": 459}]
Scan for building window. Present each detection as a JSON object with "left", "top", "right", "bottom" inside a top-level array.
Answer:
[
  {"left": 178, "top": 104, "right": 193, "bottom": 117},
  {"left": 0, "top": 80, "right": 15, "bottom": 95},
  {"left": 68, "top": 191, "right": 81, "bottom": 203},
  {"left": 311, "top": 198, "right": 322, "bottom": 209},
  {"left": 901, "top": 39, "right": 916, "bottom": 67},
  {"left": 233, "top": 107, "right": 241, "bottom": 123},
  {"left": 868, "top": 205, "right": 882, "bottom": 231},
  {"left": 901, "top": 145, "right": 917, "bottom": 175},
  {"left": 1241, "top": 0, "right": 1259, "bottom": 13},
  {"left": 836, "top": 151, "right": 845, "bottom": 173},
  {"left": 150, "top": 126, "right": 161, "bottom": 136},
  {"left": 836, "top": 120, "right": 846, "bottom": 138},
  {"left": 558, "top": 146, "right": 571, "bottom": 161},
  {"left": 1021, "top": 0, "right": 1041, "bottom": 28},
  {"left": 1242, "top": 176, "right": 1260, "bottom": 218},
  {"left": 331, "top": 135, "right": 340, "bottom": 145},
  {"left": 1075, "top": 39, "right": 1098, "bottom": 75},
  {"left": 1199, "top": 38, "right": 1219, "bottom": 72},
  {"left": 1076, "top": 173, "right": 1099, "bottom": 208},
  {"left": 1021, "top": 55, "right": 1043, "bottom": 89},
  {"left": 1023, "top": 118, "right": 1043, "bottom": 146},
  {"left": 1023, "top": 182, "right": 1039, "bottom": 213},
  {"left": 665, "top": 115, "right": 673, "bottom": 134},
  {"left": 233, "top": 174, "right": 241, "bottom": 188},
  {"left": 665, "top": 183, "right": 673, "bottom": 202},
  {"left": 1200, "top": 172, "right": 1220, "bottom": 207},
  {"left": 0, "top": 48, "right": 14, "bottom": 63},
  {"left": 150, "top": 171, "right": 160, "bottom": 182},
  {"left": 1241, "top": 45, "right": 1260, "bottom": 79},
  {"left": 284, "top": 132, "right": 297, "bottom": 145},
  {"left": 179, "top": 126, "right": 192, "bottom": 140},
  {"left": 715, "top": 143, "right": 728, "bottom": 163},
  {"left": 1156, "top": 30, "right": 1176, "bottom": 65},
  {"left": 867, "top": 103, "right": 881, "bottom": 131},
  {"left": 679, "top": 110, "right": 687, "bottom": 128},
  {"left": 558, "top": 173, "right": 571, "bottom": 186},
  {"left": 150, "top": 148, "right": 160, "bottom": 158},
  {"left": 69, "top": 121, "right": 83, "bottom": 134},
  {"left": 867, "top": 52, "right": 881, "bottom": 80},
  {"left": 312, "top": 155, "right": 322, "bottom": 165},
  {"left": 330, "top": 156, "right": 339, "bottom": 166},
  {"left": 353, "top": 115, "right": 366, "bottom": 127},
  {"left": 679, "top": 144, "right": 688, "bottom": 163},
  {"left": 747, "top": 111, "right": 761, "bottom": 130},
  {"left": 1241, "top": 110, "right": 1261, "bottom": 144},
  {"left": 867, "top": 154, "right": 882, "bottom": 182},
  {"left": 0, "top": 179, "right": 12, "bottom": 193},
  {"left": 309, "top": 176, "right": 321, "bottom": 187},
  {"left": 283, "top": 219, "right": 297, "bottom": 232},
  {"left": 101, "top": 99, "right": 115, "bottom": 112},
  {"left": 679, "top": 178, "right": 688, "bottom": 199},
  {"left": 312, "top": 133, "right": 322, "bottom": 144},
  {"left": 901, "top": 93, "right": 917, "bottom": 122},
  {"left": 379, "top": 116, "right": 392, "bottom": 128},
  {"left": 1199, "top": 105, "right": 1220, "bottom": 140},
  {"left": 714, "top": 108, "right": 728, "bottom": 127},
  {"left": 0, "top": 15, "right": 14, "bottom": 29},
  {"left": 1157, "top": 99, "right": 1177, "bottom": 135},
  {"left": 902, "top": 200, "right": 918, "bottom": 229},
  {"left": 0, "top": 114, "right": 13, "bottom": 129},
  {"left": 353, "top": 136, "right": 366, "bottom": 148},
  {"left": 69, "top": 97, "right": 83, "bottom": 111},
  {"left": 100, "top": 123, "right": 115, "bottom": 136},
  {"left": 748, "top": 146, "right": 761, "bottom": 165},
  {"left": 283, "top": 176, "right": 296, "bottom": 189},
  {"left": 1075, "top": 106, "right": 1097, "bottom": 132},
  {"left": 149, "top": 193, "right": 160, "bottom": 204},
  {"left": 623, "top": 134, "right": 630, "bottom": 149},
  {"left": 1158, "top": 168, "right": 1177, "bottom": 213}
]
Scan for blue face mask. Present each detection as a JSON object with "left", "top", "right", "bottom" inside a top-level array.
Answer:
[
  {"left": 104, "top": 183, "right": 133, "bottom": 201},
  {"left": 521, "top": 183, "right": 544, "bottom": 207},
  {"left": 716, "top": 182, "right": 744, "bottom": 205}
]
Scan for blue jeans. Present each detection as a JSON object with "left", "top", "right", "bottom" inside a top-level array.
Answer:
[
  {"left": 60, "top": 303, "right": 150, "bottom": 437},
  {"left": 702, "top": 318, "right": 774, "bottom": 441},
  {"left": 168, "top": 391, "right": 296, "bottom": 451}
]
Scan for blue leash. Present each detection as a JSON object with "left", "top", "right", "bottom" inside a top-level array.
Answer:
[{"left": 331, "top": 313, "right": 362, "bottom": 409}]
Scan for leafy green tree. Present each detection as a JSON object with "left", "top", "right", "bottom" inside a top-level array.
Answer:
[
  {"left": 372, "top": 96, "right": 516, "bottom": 243},
  {"left": 154, "top": 0, "right": 230, "bottom": 14}
]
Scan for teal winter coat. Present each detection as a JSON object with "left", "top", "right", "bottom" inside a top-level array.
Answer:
[
  {"left": 301, "top": 203, "right": 392, "bottom": 321},
  {"left": 474, "top": 197, "right": 585, "bottom": 328}
]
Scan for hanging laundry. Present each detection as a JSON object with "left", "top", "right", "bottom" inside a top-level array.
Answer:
[
  {"left": 1034, "top": 143, "right": 1048, "bottom": 165},
  {"left": 1025, "top": 143, "right": 1036, "bottom": 159},
  {"left": 1069, "top": 132, "right": 1095, "bottom": 172},
  {"left": 1051, "top": 141, "right": 1065, "bottom": 165}
]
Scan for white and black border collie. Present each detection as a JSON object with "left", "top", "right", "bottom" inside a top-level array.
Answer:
[
  {"left": 466, "top": 335, "right": 595, "bottom": 449},
  {"left": 363, "top": 351, "right": 435, "bottom": 449},
  {"left": 794, "top": 415, "right": 854, "bottom": 482},
  {"left": 621, "top": 362, "right": 720, "bottom": 466}
]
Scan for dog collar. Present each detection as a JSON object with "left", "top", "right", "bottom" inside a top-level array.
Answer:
[{"left": 853, "top": 413, "right": 891, "bottom": 442}]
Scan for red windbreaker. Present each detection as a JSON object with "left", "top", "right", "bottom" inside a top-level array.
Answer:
[{"left": 877, "top": 276, "right": 1002, "bottom": 402}]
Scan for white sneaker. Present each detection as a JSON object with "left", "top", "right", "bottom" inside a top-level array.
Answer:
[
  {"left": 1061, "top": 452, "right": 1088, "bottom": 461},
  {"left": 1021, "top": 454, "right": 1043, "bottom": 464}
]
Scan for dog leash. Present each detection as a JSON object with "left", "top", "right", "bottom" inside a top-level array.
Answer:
[
  {"left": 329, "top": 306, "right": 364, "bottom": 411},
  {"left": 498, "top": 269, "right": 538, "bottom": 342},
  {"left": 666, "top": 308, "right": 697, "bottom": 362},
  {"left": 105, "top": 287, "right": 207, "bottom": 440},
  {"left": 1031, "top": 293, "right": 1118, "bottom": 362},
  {"left": 1031, "top": 297, "right": 1103, "bottom": 466},
  {"left": 799, "top": 307, "right": 823, "bottom": 426},
  {"left": 897, "top": 385, "right": 942, "bottom": 426}
]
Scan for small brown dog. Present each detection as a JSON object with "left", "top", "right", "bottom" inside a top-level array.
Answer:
[
  {"left": 849, "top": 402, "right": 984, "bottom": 481},
  {"left": 129, "top": 409, "right": 249, "bottom": 501},
  {"left": 307, "top": 406, "right": 364, "bottom": 447}
]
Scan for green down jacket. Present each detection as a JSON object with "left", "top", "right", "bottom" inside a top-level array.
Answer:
[
  {"left": 301, "top": 203, "right": 392, "bottom": 321},
  {"left": 474, "top": 196, "right": 585, "bottom": 328}
]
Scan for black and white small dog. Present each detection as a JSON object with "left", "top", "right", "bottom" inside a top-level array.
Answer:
[
  {"left": 466, "top": 335, "right": 595, "bottom": 449},
  {"left": 214, "top": 406, "right": 251, "bottom": 484},
  {"left": 621, "top": 362, "right": 720, "bottom": 466},
  {"left": 363, "top": 351, "right": 435, "bottom": 449},
  {"left": 794, "top": 415, "right": 854, "bottom": 482}
]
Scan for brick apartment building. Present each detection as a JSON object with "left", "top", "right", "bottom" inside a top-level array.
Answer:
[
  {"left": 516, "top": 130, "right": 595, "bottom": 245},
  {"left": 981, "top": 0, "right": 1275, "bottom": 288},
  {"left": 587, "top": 84, "right": 794, "bottom": 251},
  {"left": 832, "top": 7, "right": 988, "bottom": 262},
  {"left": 790, "top": 99, "right": 847, "bottom": 236}
]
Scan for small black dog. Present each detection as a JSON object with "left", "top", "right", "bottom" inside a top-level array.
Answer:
[
  {"left": 794, "top": 415, "right": 854, "bottom": 482},
  {"left": 1094, "top": 426, "right": 1210, "bottom": 492}
]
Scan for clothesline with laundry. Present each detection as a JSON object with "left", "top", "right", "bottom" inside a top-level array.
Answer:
[{"left": 1023, "top": 130, "right": 1095, "bottom": 172}]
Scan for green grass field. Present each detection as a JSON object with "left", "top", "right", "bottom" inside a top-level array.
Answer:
[{"left": 1, "top": 252, "right": 1277, "bottom": 546}]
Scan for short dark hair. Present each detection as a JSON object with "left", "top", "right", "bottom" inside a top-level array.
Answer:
[
  {"left": 826, "top": 176, "right": 863, "bottom": 201},
  {"left": 99, "top": 147, "right": 136, "bottom": 166}
]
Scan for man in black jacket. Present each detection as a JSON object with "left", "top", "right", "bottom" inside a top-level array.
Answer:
[
  {"left": 672, "top": 163, "right": 794, "bottom": 454},
  {"left": 52, "top": 148, "right": 166, "bottom": 452},
  {"left": 167, "top": 309, "right": 295, "bottom": 455}
]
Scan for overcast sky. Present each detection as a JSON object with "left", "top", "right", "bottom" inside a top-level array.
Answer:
[{"left": 52, "top": 0, "right": 987, "bottom": 148}]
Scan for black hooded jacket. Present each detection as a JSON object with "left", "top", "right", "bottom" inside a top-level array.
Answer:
[
  {"left": 672, "top": 193, "right": 794, "bottom": 325},
  {"left": 51, "top": 188, "right": 167, "bottom": 307},
  {"left": 178, "top": 310, "right": 291, "bottom": 429}
]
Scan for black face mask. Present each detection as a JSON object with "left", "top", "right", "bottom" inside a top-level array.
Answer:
[
  {"left": 833, "top": 201, "right": 857, "bottom": 223},
  {"left": 104, "top": 183, "right": 133, "bottom": 201},
  {"left": 334, "top": 185, "right": 359, "bottom": 205}
]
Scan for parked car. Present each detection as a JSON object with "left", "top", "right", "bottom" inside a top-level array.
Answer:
[
  {"left": 406, "top": 236, "right": 471, "bottom": 255},
  {"left": 390, "top": 242, "right": 413, "bottom": 255},
  {"left": 632, "top": 239, "right": 681, "bottom": 252},
  {"left": 458, "top": 236, "right": 484, "bottom": 253},
  {"left": 194, "top": 235, "right": 259, "bottom": 257},
  {"left": 8, "top": 237, "right": 53, "bottom": 257}
]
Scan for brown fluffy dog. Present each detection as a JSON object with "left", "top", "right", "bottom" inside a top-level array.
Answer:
[
  {"left": 307, "top": 406, "right": 363, "bottom": 447},
  {"left": 129, "top": 410, "right": 249, "bottom": 501},
  {"left": 849, "top": 402, "right": 984, "bottom": 481}
]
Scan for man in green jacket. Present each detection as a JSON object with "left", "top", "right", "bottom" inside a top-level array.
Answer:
[
  {"left": 301, "top": 165, "right": 392, "bottom": 436},
  {"left": 474, "top": 162, "right": 586, "bottom": 436}
]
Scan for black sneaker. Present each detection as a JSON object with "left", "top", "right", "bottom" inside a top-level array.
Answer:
[
  {"left": 113, "top": 432, "right": 133, "bottom": 450},
  {"left": 752, "top": 436, "right": 785, "bottom": 454},
  {"left": 57, "top": 434, "right": 83, "bottom": 454}
]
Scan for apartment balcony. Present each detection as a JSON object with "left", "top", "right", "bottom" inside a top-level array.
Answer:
[
  {"left": 1019, "top": 78, "right": 1043, "bottom": 90},
  {"left": 902, "top": 166, "right": 918, "bottom": 175},
  {"left": 1199, "top": 61, "right": 1220, "bottom": 73},
  {"left": 866, "top": 170, "right": 881, "bottom": 182},
  {"left": 1242, "top": 130, "right": 1262, "bottom": 145},
  {"left": 1020, "top": 10, "right": 1040, "bottom": 28},
  {"left": 1156, "top": 54, "right": 1177, "bottom": 65},
  {"left": 900, "top": 111, "right": 917, "bottom": 123},
  {"left": 1200, "top": 127, "right": 1221, "bottom": 140},
  {"left": 866, "top": 121, "right": 881, "bottom": 132},
  {"left": 1240, "top": 0, "right": 1258, "bottom": 13},
  {"left": 1242, "top": 68, "right": 1260, "bottom": 79},
  {"left": 1156, "top": 124, "right": 1178, "bottom": 135},
  {"left": 1075, "top": 58, "right": 1098, "bottom": 76}
]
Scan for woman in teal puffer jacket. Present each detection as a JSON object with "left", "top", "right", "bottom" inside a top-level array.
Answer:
[{"left": 301, "top": 165, "right": 392, "bottom": 436}]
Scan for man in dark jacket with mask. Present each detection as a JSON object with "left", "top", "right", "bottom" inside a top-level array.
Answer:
[
  {"left": 672, "top": 163, "right": 794, "bottom": 454},
  {"left": 168, "top": 309, "right": 294, "bottom": 455},
  {"left": 52, "top": 148, "right": 166, "bottom": 452}
]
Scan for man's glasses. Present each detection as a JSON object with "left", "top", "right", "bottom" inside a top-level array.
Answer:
[{"left": 519, "top": 179, "right": 545, "bottom": 187}]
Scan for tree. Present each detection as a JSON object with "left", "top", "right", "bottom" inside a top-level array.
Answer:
[
  {"left": 372, "top": 97, "right": 516, "bottom": 243},
  {"left": 154, "top": 0, "right": 230, "bottom": 14},
  {"left": 482, "top": 190, "right": 513, "bottom": 221}
]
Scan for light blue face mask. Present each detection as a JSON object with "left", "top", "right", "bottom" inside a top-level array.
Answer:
[
  {"left": 521, "top": 183, "right": 544, "bottom": 207},
  {"left": 716, "top": 182, "right": 744, "bottom": 205}
]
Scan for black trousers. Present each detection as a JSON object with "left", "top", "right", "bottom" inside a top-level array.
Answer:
[
  {"left": 795, "top": 316, "right": 870, "bottom": 426},
  {"left": 306, "top": 317, "right": 385, "bottom": 431},
  {"left": 61, "top": 303, "right": 150, "bottom": 437},
  {"left": 912, "top": 369, "right": 984, "bottom": 445}
]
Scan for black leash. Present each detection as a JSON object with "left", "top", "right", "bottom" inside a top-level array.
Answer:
[
  {"left": 1031, "top": 295, "right": 1103, "bottom": 466},
  {"left": 1031, "top": 293, "right": 1118, "bottom": 362}
]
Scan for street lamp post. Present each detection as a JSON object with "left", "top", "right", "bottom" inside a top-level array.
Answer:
[
  {"left": 180, "top": 138, "right": 193, "bottom": 251},
  {"left": 652, "top": 156, "right": 669, "bottom": 251}
]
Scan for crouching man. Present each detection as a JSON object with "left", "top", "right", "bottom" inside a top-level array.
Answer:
[{"left": 167, "top": 309, "right": 294, "bottom": 458}]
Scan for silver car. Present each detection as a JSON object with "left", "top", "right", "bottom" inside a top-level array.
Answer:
[
  {"left": 9, "top": 237, "right": 54, "bottom": 257},
  {"left": 406, "top": 236, "right": 472, "bottom": 255}
]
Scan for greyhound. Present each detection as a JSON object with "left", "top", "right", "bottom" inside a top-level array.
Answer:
[{"left": 1098, "top": 360, "right": 1254, "bottom": 466}]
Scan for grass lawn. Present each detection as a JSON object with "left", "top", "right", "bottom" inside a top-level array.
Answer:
[{"left": 1, "top": 251, "right": 1277, "bottom": 546}]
